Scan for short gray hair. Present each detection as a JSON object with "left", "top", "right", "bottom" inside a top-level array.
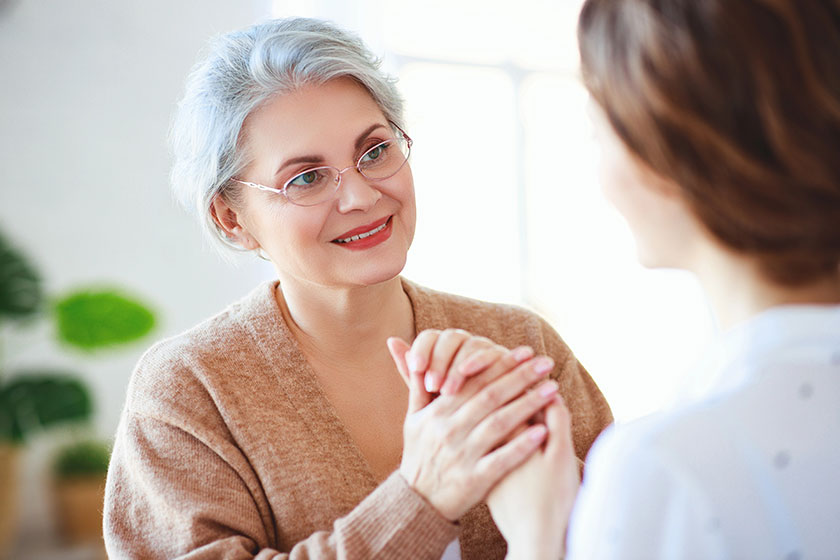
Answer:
[{"left": 169, "top": 17, "right": 405, "bottom": 255}]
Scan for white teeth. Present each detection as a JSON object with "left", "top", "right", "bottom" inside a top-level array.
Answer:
[{"left": 335, "top": 219, "right": 389, "bottom": 244}]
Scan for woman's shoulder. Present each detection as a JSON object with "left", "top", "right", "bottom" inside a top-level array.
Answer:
[
  {"left": 588, "top": 394, "right": 743, "bottom": 487},
  {"left": 402, "top": 277, "right": 564, "bottom": 353},
  {"left": 140, "top": 281, "right": 276, "bottom": 362},
  {"left": 124, "top": 281, "right": 281, "bottom": 414}
]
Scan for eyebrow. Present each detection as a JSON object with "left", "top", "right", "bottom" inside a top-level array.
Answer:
[{"left": 273, "top": 123, "right": 388, "bottom": 178}]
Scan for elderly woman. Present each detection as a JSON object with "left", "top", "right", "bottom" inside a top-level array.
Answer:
[
  {"left": 401, "top": 0, "right": 840, "bottom": 558},
  {"left": 102, "top": 17, "right": 612, "bottom": 559}
]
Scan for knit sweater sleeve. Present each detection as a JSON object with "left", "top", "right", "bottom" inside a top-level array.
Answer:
[
  {"left": 103, "top": 339, "right": 459, "bottom": 559},
  {"left": 104, "top": 409, "right": 458, "bottom": 559}
]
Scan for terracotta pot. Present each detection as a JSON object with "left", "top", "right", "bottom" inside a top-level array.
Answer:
[
  {"left": 0, "top": 445, "right": 21, "bottom": 558},
  {"left": 53, "top": 475, "right": 106, "bottom": 545}
]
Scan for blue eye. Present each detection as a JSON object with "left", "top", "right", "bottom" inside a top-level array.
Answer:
[
  {"left": 360, "top": 141, "right": 390, "bottom": 164},
  {"left": 289, "top": 169, "right": 322, "bottom": 187}
]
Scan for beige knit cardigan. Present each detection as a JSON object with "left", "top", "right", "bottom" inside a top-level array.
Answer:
[{"left": 104, "top": 279, "right": 613, "bottom": 559}]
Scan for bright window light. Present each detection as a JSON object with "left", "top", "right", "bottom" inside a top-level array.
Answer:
[{"left": 272, "top": 0, "right": 717, "bottom": 422}]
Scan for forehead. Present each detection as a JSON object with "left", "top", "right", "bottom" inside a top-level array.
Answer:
[{"left": 243, "top": 77, "right": 387, "bottom": 159}]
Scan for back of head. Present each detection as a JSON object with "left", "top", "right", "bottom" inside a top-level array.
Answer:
[
  {"left": 578, "top": 0, "right": 840, "bottom": 285},
  {"left": 169, "top": 17, "right": 404, "bottom": 255}
]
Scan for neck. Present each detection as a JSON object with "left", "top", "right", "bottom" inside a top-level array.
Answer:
[
  {"left": 691, "top": 243, "right": 840, "bottom": 330},
  {"left": 275, "top": 275, "right": 415, "bottom": 367}
]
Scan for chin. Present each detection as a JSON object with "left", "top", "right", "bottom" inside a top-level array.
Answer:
[
  {"left": 362, "top": 259, "right": 408, "bottom": 286},
  {"left": 340, "top": 250, "right": 408, "bottom": 288},
  {"left": 636, "top": 252, "right": 659, "bottom": 269},
  {"left": 635, "top": 245, "right": 686, "bottom": 270}
]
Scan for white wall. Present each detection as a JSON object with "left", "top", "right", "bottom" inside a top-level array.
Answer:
[{"left": 0, "top": 0, "right": 275, "bottom": 547}]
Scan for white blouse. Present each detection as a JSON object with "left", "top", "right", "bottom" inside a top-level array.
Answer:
[{"left": 567, "top": 305, "right": 840, "bottom": 559}]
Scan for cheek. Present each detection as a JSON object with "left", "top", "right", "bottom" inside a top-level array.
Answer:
[
  {"left": 391, "top": 168, "right": 417, "bottom": 229},
  {"left": 250, "top": 202, "right": 324, "bottom": 253},
  {"left": 599, "top": 158, "right": 637, "bottom": 218}
]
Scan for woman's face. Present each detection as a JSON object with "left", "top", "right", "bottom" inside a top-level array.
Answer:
[
  {"left": 589, "top": 102, "right": 703, "bottom": 270},
  {"left": 224, "top": 77, "right": 416, "bottom": 289}
]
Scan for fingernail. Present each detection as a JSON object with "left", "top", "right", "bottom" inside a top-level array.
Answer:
[
  {"left": 539, "top": 381, "right": 559, "bottom": 397},
  {"left": 512, "top": 346, "right": 534, "bottom": 361},
  {"left": 529, "top": 425, "right": 547, "bottom": 441},
  {"left": 424, "top": 371, "right": 438, "bottom": 393},
  {"left": 458, "top": 358, "right": 478, "bottom": 375},
  {"left": 534, "top": 357, "right": 554, "bottom": 375}
]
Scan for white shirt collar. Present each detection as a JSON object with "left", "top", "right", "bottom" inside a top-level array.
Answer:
[{"left": 680, "top": 304, "right": 840, "bottom": 403}]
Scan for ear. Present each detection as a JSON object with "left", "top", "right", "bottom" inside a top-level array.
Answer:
[{"left": 210, "top": 194, "right": 261, "bottom": 251}]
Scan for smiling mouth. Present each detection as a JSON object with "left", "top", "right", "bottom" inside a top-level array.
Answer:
[{"left": 332, "top": 217, "right": 392, "bottom": 244}]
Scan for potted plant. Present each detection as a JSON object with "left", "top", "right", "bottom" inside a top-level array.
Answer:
[
  {"left": 52, "top": 439, "right": 111, "bottom": 545},
  {"left": 0, "top": 229, "right": 156, "bottom": 552}
]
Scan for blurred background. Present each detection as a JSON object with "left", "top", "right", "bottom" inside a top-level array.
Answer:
[{"left": 0, "top": 0, "right": 715, "bottom": 557}]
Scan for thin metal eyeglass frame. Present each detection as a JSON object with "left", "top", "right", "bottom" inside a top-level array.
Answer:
[{"left": 231, "top": 123, "right": 413, "bottom": 207}]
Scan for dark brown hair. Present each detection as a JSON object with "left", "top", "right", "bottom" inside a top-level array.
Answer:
[{"left": 578, "top": 0, "right": 840, "bottom": 285}]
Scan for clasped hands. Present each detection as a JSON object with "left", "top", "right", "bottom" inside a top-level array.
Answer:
[{"left": 386, "top": 329, "right": 580, "bottom": 558}]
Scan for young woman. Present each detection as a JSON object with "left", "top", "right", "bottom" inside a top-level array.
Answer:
[
  {"left": 398, "top": 0, "right": 840, "bottom": 558},
  {"left": 102, "top": 18, "right": 612, "bottom": 559}
]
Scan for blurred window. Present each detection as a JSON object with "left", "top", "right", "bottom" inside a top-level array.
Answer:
[{"left": 272, "top": 0, "right": 715, "bottom": 422}]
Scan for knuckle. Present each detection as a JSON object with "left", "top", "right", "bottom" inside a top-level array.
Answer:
[
  {"left": 417, "top": 329, "right": 440, "bottom": 344},
  {"left": 485, "top": 412, "right": 509, "bottom": 434},
  {"left": 446, "top": 371, "right": 465, "bottom": 388},
  {"left": 479, "top": 384, "right": 503, "bottom": 408},
  {"left": 436, "top": 422, "right": 457, "bottom": 445},
  {"left": 440, "top": 328, "right": 469, "bottom": 346},
  {"left": 481, "top": 451, "right": 510, "bottom": 476},
  {"left": 472, "top": 462, "right": 491, "bottom": 481},
  {"left": 463, "top": 335, "right": 491, "bottom": 349},
  {"left": 501, "top": 348, "right": 521, "bottom": 364}
]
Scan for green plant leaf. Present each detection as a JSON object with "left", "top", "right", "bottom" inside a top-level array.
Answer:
[
  {"left": 54, "top": 439, "right": 111, "bottom": 478},
  {"left": 0, "top": 229, "right": 43, "bottom": 319},
  {"left": 54, "top": 289, "right": 156, "bottom": 351},
  {"left": 0, "top": 372, "right": 92, "bottom": 444}
]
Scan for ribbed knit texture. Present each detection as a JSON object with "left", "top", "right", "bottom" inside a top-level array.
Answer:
[{"left": 104, "top": 278, "right": 613, "bottom": 559}]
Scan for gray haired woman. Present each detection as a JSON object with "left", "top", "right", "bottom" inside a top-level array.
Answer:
[{"left": 103, "top": 17, "right": 612, "bottom": 559}]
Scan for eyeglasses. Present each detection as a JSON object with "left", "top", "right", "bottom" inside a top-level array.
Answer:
[{"left": 231, "top": 124, "right": 413, "bottom": 207}]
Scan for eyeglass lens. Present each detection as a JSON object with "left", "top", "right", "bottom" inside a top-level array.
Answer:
[{"left": 283, "top": 136, "right": 410, "bottom": 206}]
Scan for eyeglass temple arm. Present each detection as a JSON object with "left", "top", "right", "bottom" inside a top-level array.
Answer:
[
  {"left": 390, "top": 121, "right": 413, "bottom": 147},
  {"left": 231, "top": 179, "right": 283, "bottom": 193}
]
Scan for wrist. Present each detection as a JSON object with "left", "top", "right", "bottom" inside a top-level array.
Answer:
[
  {"left": 398, "top": 468, "right": 461, "bottom": 523},
  {"left": 507, "top": 546, "right": 563, "bottom": 560},
  {"left": 504, "top": 533, "right": 565, "bottom": 560}
]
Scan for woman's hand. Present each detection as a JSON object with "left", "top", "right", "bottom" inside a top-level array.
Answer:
[
  {"left": 487, "top": 396, "right": 581, "bottom": 560},
  {"left": 388, "top": 328, "right": 540, "bottom": 396},
  {"left": 394, "top": 349, "right": 559, "bottom": 521}
]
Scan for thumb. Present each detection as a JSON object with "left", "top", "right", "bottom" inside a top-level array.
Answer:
[
  {"left": 545, "top": 396, "right": 575, "bottom": 460},
  {"left": 406, "top": 365, "right": 434, "bottom": 414},
  {"left": 386, "top": 337, "right": 412, "bottom": 386},
  {"left": 389, "top": 336, "right": 433, "bottom": 414}
]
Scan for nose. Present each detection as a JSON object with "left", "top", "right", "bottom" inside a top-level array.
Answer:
[{"left": 335, "top": 167, "right": 382, "bottom": 213}]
